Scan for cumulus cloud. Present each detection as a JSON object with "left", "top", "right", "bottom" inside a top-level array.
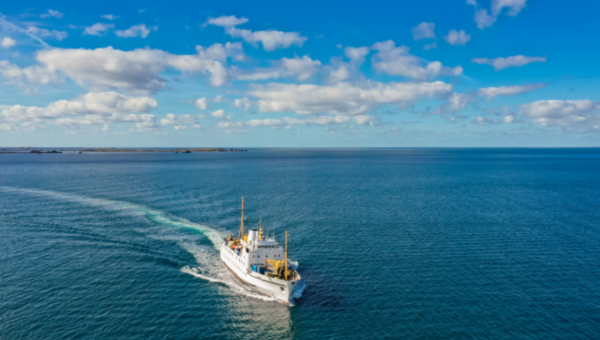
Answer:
[
  {"left": 353, "top": 115, "right": 379, "bottom": 126},
  {"left": 1, "top": 37, "right": 16, "bottom": 48},
  {"left": 247, "top": 80, "right": 452, "bottom": 115},
  {"left": 412, "top": 22, "right": 435, "bottom": 40},
  {"left": 40, "top": 10, "right": 64, "bottom": 19},
  {"left": 325, "top": 65, "right": 351, "bottom": 84},
  {"left": 234, "top": 97, "right": 255, "bottom": 110},
  {"left": 445, "top": 30, "right": 470, "bottom": 46},
  {"left": 469, "top": 0, "right": 528, "bottom": 29},
  {"left": 217, "top": 115, "right": 351, "bottom": 129},
  {"left": 207, "top": 15, "right": 307, "bottom": 51},
  {"left": 477, "top": 83, "right": 545, "bottom": 99},
  {"left": 101, "top": 14, "right": 118, "bottom": 20},
  {"left": 471, "top": 55, "right": 546, "bottom": 71},
  {"left": 207, "top": 15, "right": 249, "bottom": 27},
  {"left": 83, "top": 23, "right": 114, "bottom": 36},
  {"left": 474, "top": 9, "right": 496, "bottom": 29},
  {"left": 211, "top": 109, "right": 231, "bottom": 120},
  {"left": 517, "top": 100, "right": 600, "bottom": 131},
  {"left": 344, "top": 46, "right": 370, "bottom": 63},
  {"left": 236, "top": 55, "right": 320, "bottom": 81},
  {"left": 115, "top": 24, "right": 156, "bottom": 38},
  {"left": 0, "top": 92, "right": 158, "bottom": 130},
  {"left": 227, "top": 28, "right": 306, "bottom": 51},
  {"left": 433, "top": 93, "right": 474, "bottom": 115},
  {"left": 371, "top": 40, "right": 462, "bottom": 80},
  {"left": 2, "top": 43, "right": 243, "bottom": 94},
  {"left": 160, "top": 113, "right": 201, "bottom": 129},
  {"left": 0, "top": 60, "right": 61, "bottom": 93},
  {"left": 195, "top": 97, "right": 208, "bottom": 109},
  {"left": 492, "top": 0, "right": 528, "bottom": 16}
]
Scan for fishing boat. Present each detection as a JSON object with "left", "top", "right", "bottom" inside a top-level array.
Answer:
[{"left": 220, "top": 197, "right": 301, "bottom": 305}]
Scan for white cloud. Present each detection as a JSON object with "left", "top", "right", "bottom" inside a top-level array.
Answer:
[
  {"left": 40, "top": 10, "right": 64, "bottom": 19},
  {"left": 433, "top": 93, "right": 474, "bottom": 115},
  {"left": 236, "top": 55, "right": 320, "bottom": 81},
  {"left": 4, "top": 43, "right": 243, "bottom": 94},
  {"left": 1, "top": 37, "right": 16, "bottom": 48},
  {"left": 207, "top": 15, "right": 249, "bottom": 27},
  {"left": 492, "top": 0, "right": 527, "bottom": 16},
  {"left": 0, "top": 60, "right": 61, "bottom": 93},
  {"left": 477, "top": 83, "right": 545, "bottom": 99},
  {"left": 471, "top": 55, "right": 546, "bottom": 71},
  {"left": 211, "top": 109, "right": 230, "bottom": 120},
  {"left": 115, "top": 24, "right": 156, "bottom": 38},
  {"left": 325, "top": 65, "right": 351, "bottom": 84},
  {"left": 0, "top": 92, "right": 158, "bottom": 130},
  {"left": 517, "top": 100, "right": 600, "bottom": 131},
  {"left": 226, "top": 27, "right": 306, "bottom": 51},
  {"left": 474, "top": 9, "right": 496, "bottom": 29},
  {"left": 423, "top": 42, "right": 437, "bottom": 51},
  {"left": 344, "top": 46, "right": 370, "bottom": 62},
  {"left": 160, "top": 113, "right": 200, "bottom": 129},
  {"left": 208, "top": 15, "right": 307, "bottom": 51},
  {"left": 217, "top": 115, "right": 351, "bottom": 129},
  {"left": 412, "top": 22, "right": 435, "bottom": 40},
  {"left": 25, "top": 26, "right": 67, "bottom": 41},
  {"left": 470, "top": 0, "right": 528, "bottom": 29},
  {"left": 518, "top": 100, "right": 598, "bottom": 118},
  {"left": 195, "top": 97, "right": 208, "bottom": 109},
  {"left": 101, "top": 14, "right": 119, "bottom": 20},
  {"left": 83, "top": 23, "right": 114, "bottom": 36},
  {"left": 234, "top": 97, "right": 255, "bottom": 110},
  {"left": 371, "top": 40, "right": 462, "bottom": 80},
  {"left": 213, "top": 95, "right": 227, "bottom": 102},
  {"left": 247, "top": 80, "right": 453, "bottom": 115},
  {"left": 445, "top": 30, "right": 470, "bottom": 46},
  {"left": 353, "top": 115, "right": 378, "bottom": 126}
]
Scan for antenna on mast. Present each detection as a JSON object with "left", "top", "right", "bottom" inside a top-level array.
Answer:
[
  {"left": 238, "top": 197, "right": 245, "bottom": 240},
  {"left": 285, "top": 230, "right": 289, "bottom": 281}
]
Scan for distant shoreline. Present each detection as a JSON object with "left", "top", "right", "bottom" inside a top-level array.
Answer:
[{"left": 0, "top": 148, "right": 248, "bottom": 154}]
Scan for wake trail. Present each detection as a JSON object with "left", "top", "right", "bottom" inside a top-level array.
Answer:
[
  {"left": 0, "top": 186, "right": 224, "bottom": 248},
  {"left": 181, "top": 266, "right": 277, "bottom": 302},
  {"left": 0, "top": 186, "right": 283, "bottom": 303}
]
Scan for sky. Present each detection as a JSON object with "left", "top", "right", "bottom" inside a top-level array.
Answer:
[{"left": 0, "top": 0, "right": 599, "bottom": 147}]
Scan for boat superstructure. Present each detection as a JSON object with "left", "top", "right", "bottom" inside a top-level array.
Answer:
[{"left": 220, "top": 197, "right": 301, "bottom": 305}]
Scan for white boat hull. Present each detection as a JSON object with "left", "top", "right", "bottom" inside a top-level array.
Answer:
[{"left": 220, "top": 242, "right": 299, "bottom": 305}]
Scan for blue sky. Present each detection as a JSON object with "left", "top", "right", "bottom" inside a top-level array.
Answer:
[{"left": 1, "top": 0, "right": 599, "bottom": 147}]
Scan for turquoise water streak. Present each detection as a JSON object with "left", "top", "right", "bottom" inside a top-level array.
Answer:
[{"left": 1, "top": 148, "right": 599, "bottom": 339}]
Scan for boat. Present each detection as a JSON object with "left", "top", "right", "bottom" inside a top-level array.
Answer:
[{"left": 220, "top": 197, "right": 301, "bottom": 305}]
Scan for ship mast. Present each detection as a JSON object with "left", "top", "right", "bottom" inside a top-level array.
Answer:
[
  {"left": 238, "top": 197, "right": 245, "bottom": 240},
  {"left": 285, "top": 230, "right": 289, "bottom": 281}
]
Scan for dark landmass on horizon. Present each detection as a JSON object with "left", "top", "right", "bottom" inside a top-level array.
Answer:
[{"left": 0, "top": 148, "right": 248, "bottom": 154}]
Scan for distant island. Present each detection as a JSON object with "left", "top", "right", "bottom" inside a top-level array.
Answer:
[
  {"left": 0, "top": 148, "right": 248, "bottom": 154},
  {"left": 81, "top": 148, "right": 247, "bottom": 153}
]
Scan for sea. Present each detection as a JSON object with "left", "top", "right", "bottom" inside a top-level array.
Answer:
[{"left": 1, "top": 148, "right": 599, "bottom": 339}]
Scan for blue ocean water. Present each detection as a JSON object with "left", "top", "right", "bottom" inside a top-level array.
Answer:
[{"left": 1, "top": 148, "right": 599, "bottom": 339}]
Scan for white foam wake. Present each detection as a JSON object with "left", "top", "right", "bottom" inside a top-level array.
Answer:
[
  {"left": 0, "top": 186, "right": 225, "bottom": 248},
  {"left": 0, "top": 186, "right": 288, "bottom": 303},
  {"left": 180, "top": 266, "right": 277, "bottom": 302}
]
